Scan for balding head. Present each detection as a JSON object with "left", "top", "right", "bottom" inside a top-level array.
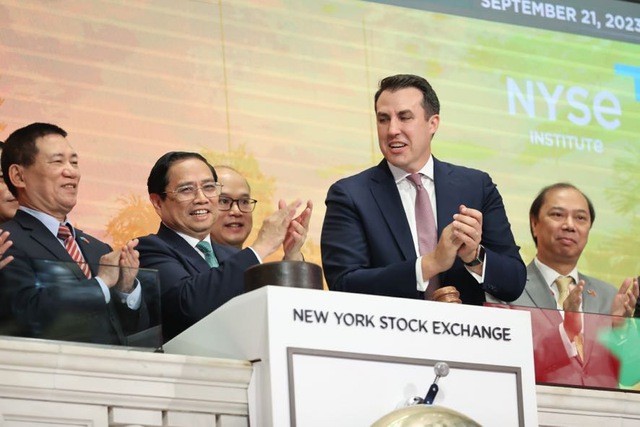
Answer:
[{"left": 210, "top": 166, "right": 255, "bottom": 249}]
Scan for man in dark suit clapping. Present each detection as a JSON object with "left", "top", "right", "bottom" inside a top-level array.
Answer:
[
  {"left": 138, "top": 152, "right": 311, "bottom": 342},
  {"left": 321, "top": 74, "right": 525, "bottom": 304},
  {"left": 0, "top": 122, "right": 148, "bottom": 345}
]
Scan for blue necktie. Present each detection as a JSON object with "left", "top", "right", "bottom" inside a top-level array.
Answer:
[{"left": 196, "top": 240, "right": 219, "bottom": 268}]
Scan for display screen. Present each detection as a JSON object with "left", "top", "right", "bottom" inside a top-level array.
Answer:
[{"left": 0, "top": 0, "right": 638, "bottom": 284}]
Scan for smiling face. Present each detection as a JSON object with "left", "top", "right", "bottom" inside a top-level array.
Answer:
[
  {"left": 210, "top": 168, "right": 253, "bottom": 249},
  {"left": 150, "top": 157, "right": 219, "bottom": 240},
  {"left": 531, "top": 187, "right": 592, "bottom": 271},
  {"left": 375, "top": 87, "right": 439, "bottom": 173},
  {"left": 10, "top": 134, "right": 80, "bottom": 221}
]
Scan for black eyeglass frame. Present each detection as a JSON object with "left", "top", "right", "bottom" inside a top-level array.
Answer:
[{"left": 218, "top": 195, "right": 258, "bottom": 213}]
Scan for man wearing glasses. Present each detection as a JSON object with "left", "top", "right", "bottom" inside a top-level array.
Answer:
[
  {"left": 138, "top": 152, "right": 311, "bottom": 342},
  {"left": 210, "top": 166, "right": 256, "bottom": 249}
]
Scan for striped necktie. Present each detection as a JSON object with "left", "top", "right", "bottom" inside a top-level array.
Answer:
[{"left": 57, "top": 224, "right": 92, "bottom": 279}]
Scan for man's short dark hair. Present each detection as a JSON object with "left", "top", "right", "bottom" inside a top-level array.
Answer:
[
  {"left": 529, "top": 182, "right": 596, "bottom": 246},
  {"left": 374, "top": 74, "right": 440, "bottom": 118},
  {"left": 147, "top": 151, "right": 218, "bottom": 199},
  {"left": 1, "top": 122, "right": 68, "bottom": 197}
]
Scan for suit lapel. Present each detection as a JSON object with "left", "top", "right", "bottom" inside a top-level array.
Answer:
[
  {"left": 578, "top": 274, "right": 601, "bottom": 363},
  {"left": 15, "top": 210, "right": 72, "bottom": 261},
  {"left": 211, "top": 241, "right": 237, "bottom": 264},
  {"left": 579, "top": 274, "right": 601, "bottom": 314},
  {"left": 75, "top": 230, "right": 104, "bottom": 277},
  {"left": 15, "top": 211, "right": 88, "bottom": 280},
  {"left": 524, "top": 263, "right": 559, "bottom": 309},
  {"left": 433, "top": 158, "right": 460, "bottom": 239},
  {"left": 369, "top": 161, "right": 415, "bottom": 260},
  {"left": 157, "top": 224, "right": 210, "bottom": 272},
  {"left": 524, "top": 262, "right": 563, "bottom": 326}
]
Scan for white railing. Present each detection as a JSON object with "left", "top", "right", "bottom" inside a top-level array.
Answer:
[{"left": 0, "top": 337, "right": 251, "bottom": 427}]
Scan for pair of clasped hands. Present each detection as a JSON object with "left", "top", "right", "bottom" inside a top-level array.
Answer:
[
  {"left": 98, "top": 239, "right": 141, "bottom": 294},
  {"left": 563, "top": 276, "right": 639, "bottom": 340},
  {"left": 421, "top": 204, "right": 483, "bottom": 280},
  {"left": 248, "top": 199, "right": 313, "bottom": 262}
]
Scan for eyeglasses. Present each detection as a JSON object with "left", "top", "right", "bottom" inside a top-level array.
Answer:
[
  {"left": 218, "top": 196, "right": 258, "bottom": 213},
  {"left": 164, "top": 182, "right": 223, "bottom": 202}
]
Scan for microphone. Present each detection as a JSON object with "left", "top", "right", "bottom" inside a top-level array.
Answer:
[{"left": 424, "top": 362, "right": 450, "bottom": 405}]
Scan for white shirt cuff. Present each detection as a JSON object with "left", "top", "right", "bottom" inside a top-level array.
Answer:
[
  {"left": 116, "top": 279, "right": 142, "bottom": 310},
  {"left": 95, "top": 276, "right": 111, "bottom": 303},
  {"left": 559, "top": 321, "right": 579, "bottom": 358},
  {"left": 248, "top": 247, "right": 263, "bottom": 264},
  {"left": 415, "top": 257, "right": 428, "bottom": 292}
]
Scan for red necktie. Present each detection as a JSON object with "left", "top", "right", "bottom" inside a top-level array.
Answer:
[
  {"left": 407, "top": 173, "right": 440, "bottom": 296},
  {"left": 57, "top": 224, "right": 92, "bottom": 279}
]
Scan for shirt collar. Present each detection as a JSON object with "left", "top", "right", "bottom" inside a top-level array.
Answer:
[
  {"left": 387, "top": 155, "right": 434, "bottom": 185},
  {"left": 166, "top": 225, "right": 212, "bottom": 250},
  {"left": 19, "top": 206, "right": 72, "bottom": 238},
  {"left": 534, "top": 257, "right": 579, "bottom": 287}
]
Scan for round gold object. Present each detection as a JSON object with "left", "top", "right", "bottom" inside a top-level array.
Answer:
[
  {"left": 431, "top": 286, "right": 462, "bottom": 304},
  {"left": 371, "top": 405, "right": 481, "bottom": 427}
]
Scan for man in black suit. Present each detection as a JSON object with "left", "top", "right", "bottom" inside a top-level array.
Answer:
[
  {"left": 138, "top": 152, "right": 311, "bottom": 342},
  {"left": 0, "top": 122, "right": 147, "bottom": 345}
]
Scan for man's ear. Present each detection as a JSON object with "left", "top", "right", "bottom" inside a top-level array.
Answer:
[
  {"left": 8, "top": 164, "right": 26, "bottom": 190},
  {"left": 427, "top": 113, "right": 440, "bottom": 137},
  {"left": 530, "top": 215, "right": 538, "bottom": 239},
  {"left": 149, "top": 193, "right": 163, "bottom": 216}
]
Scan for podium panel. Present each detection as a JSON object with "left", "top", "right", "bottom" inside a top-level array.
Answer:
[{"left": 165, "top": 286, "right": 538, "bottom": 426}]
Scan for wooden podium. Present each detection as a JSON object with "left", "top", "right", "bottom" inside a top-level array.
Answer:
[{"left": 164, "top": 287, "right": 538, "bottom": 426}]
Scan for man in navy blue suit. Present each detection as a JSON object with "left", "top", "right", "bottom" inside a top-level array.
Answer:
[
  {"left": 138, "top": 152, "right": 311, "bottom": 341},
  {"left": 0, "top": 122, "right": 147, "bottom": 345},
  {"left": 321, "top": 74, "right": 525, "bottom": 305}
]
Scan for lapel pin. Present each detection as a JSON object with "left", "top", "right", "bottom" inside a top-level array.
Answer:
[
  {"left": 587, "top": 289, "right": 596, "bottom": 297},
  {"left": 80, "top": 236, "right": 90, "bottom": 244}
]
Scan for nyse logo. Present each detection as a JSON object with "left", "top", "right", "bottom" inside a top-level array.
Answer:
[
  {"left": 614, "top": 64, "right": 640, "bottom": 102},
  {"left": 506, "top": 77, "right": 621, "bottom": 130}
]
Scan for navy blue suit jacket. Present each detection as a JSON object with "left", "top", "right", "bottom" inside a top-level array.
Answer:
[
  {"left": 321, "top": 158, "right": 526, "bottom": 304},
  {"left": 137, "top": 223, "right": 260, "bottom": 342},
  {"left": 0, "top": 209, "right": 148, "bottom": 345}
]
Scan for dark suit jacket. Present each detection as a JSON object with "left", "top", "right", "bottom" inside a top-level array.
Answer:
[
  {"left": 509, "top": 262, "right": 620, "bottom": 388},
  {"left": 137, "top": 223, "right": 260, "bottom": 342},
  {"left": 321, "top": 158, "right": 526, "bottom": 304},
  {"left": 0, "top": 210, "right": 148, "bottom": 345}
]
